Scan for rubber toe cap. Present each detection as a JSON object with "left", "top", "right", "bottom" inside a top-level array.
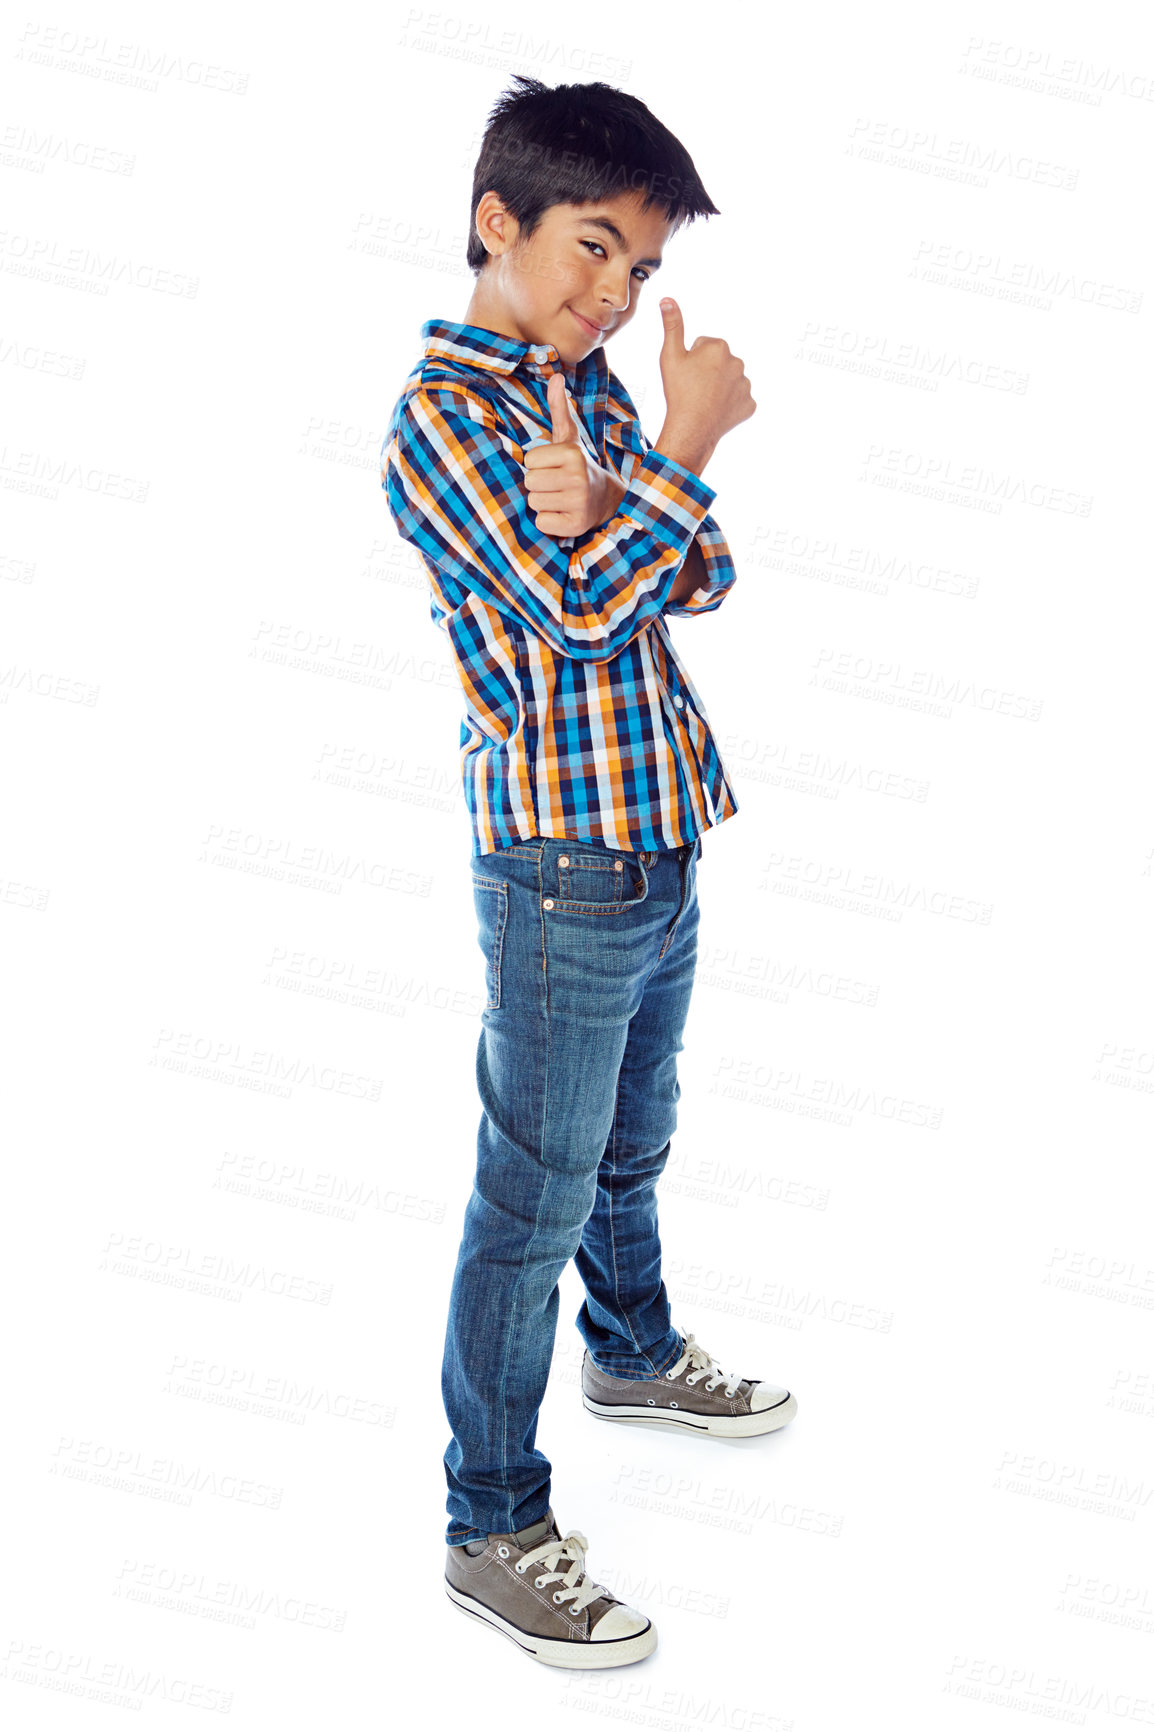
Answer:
[
  {"left": 750, "top": 1380, "right": 794, "bottom": 1414},
  {"left": 592, "top": 1603, "right": 652, "bottom": 1641}
]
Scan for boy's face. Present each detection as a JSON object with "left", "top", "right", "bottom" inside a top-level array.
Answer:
[{"left": 467, "top": 188, "right": 675, "bottom": 366}]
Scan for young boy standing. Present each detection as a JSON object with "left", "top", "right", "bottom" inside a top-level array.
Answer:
[{"left": 382, "top": 76, "right": 797, "bottom": 1669}]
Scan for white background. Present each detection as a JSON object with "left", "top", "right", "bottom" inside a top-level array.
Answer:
[{"left": 3, "top": 1, "right": 1152, "bottom": 1727}]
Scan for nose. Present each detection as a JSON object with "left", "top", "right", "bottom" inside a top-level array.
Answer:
[{"left": 596, "top": 265, "right": 633, "bottom": 317}]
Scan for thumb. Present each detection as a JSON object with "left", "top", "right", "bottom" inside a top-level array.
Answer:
[
  {"left": 547, "top": 369, "right": 577, "bottom": 442},
  {"left": 659, "top": 296, "right": 686, "bottom": 356}
]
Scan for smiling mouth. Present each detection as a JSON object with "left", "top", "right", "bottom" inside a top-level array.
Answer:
[{"left": 570, "top": 308, "right": 610, "bottom": 337}]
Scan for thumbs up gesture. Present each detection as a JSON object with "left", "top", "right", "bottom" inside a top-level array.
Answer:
[
  {"left": 655, "top": 296, "right": 756, "bottom": 475},
  {"left": 546, "top": 366, "right": 579, "bottom": 447},
  {"left": 524, "top": 370, "right": 625, "bottom": 539}
]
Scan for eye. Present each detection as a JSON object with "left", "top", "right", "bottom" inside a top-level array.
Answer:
[{"left": 580, "top": 239, "right": 650, "bottom": 283}]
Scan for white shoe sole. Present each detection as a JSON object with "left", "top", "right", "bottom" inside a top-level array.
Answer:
[
  {"left": 445, "top": 1580, "right": 656, "bottom": 1668},
  {"left": 582, "top": 1390, "right": 798, "bottom": 1437}
]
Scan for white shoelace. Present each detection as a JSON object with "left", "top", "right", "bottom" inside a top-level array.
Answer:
[
  {"left": 514, "top": 1530, "right": 608, "bottom": 1615},
  {"left": 666, "top": 1332, "right": 743, "bottom": 1399}
]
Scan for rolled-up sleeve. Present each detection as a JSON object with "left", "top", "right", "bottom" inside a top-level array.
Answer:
[
  {"left": 602, "top": 417, "right": 737, "bottom": 619},
  {"left": 383, "top": 385, "right": 719, "bottom": 664}
]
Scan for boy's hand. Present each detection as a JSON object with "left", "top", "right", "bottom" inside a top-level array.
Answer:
[
  {"left": 524, "top": 371, "right": 627, "bottom": 539},
  {"left": 654, "top": 297, "right": 756, "bottom": 476}
]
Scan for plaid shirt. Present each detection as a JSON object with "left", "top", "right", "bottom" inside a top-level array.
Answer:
[{"left": 381, "top": 318, "right": 741, "bottom": 857}]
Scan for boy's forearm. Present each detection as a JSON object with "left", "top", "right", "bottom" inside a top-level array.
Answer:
[
  {"left": 653, "top": 419, "right": 717, "bottom": 481},
  {"left": 594, "top": 456, "right": 711, "bottom": 606},
  {"left": 649, "top": 424, "right": 717, "bottom": 601}
]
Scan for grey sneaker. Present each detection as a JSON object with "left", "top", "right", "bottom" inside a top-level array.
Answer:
[
  {"left": 582, "top": 1331, "right": 798, "bottom": 1437},
  {"left": 444, "top": 1508, "right": 656, "bottom": 1668}
]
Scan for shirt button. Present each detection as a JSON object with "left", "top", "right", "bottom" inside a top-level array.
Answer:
[
  {"left": 532, "top": 346, "right": 548, "bottom": 363},
  {"left": 674, "top": 695, "right": 685, "bottom": 708},
  {"left": 543, "top": 898, "right": 555, "bottom": 910}
]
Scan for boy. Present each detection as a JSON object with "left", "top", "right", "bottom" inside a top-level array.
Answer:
[{"left": 381, "top": 75, "right": 797, "bottom": 1669}]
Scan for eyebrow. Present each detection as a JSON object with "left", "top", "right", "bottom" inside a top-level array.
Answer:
[{"left": 571, "top": 215, "right": 663, "bottom": 271}]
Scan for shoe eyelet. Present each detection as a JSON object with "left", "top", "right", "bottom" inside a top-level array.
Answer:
[
  {"left": 666, "top": 1370, "right": 677, "bottom": 1379},
  {"left": 535, "top": 1576, "right": 547, "bottom": 1588},
  {"left": 497, "top": 1544, "right": 510, "bottom": 1557},
  {"left": 670, "top": 1401, "right": 679, "bottom": 1409},
  {"left": 552, "top": 1591, "right": 565, "bottom": 1604},
  {"left": 705, "top": 1381, "right": 718, "bottom": 1391},
  {"left": 515, "top": 1560, "right": 526, "bottom": 1573},
  {"left": 646, "top": 1398, "right": 656, "bottom": 1406}
]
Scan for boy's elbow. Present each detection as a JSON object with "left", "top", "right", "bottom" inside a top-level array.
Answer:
[
  {"left": 666, "top": 591, "right": 725, "bottom": 619},
  {"left": 557, "top": 615, "right": 651, "bottom": 663},
  {"left": 557, "top": 634, "right": 630, "bottom": 665}
]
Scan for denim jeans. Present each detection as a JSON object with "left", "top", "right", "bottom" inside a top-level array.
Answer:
[{"left": 442, "top": 831, "right": 704, "bottom": 1545}]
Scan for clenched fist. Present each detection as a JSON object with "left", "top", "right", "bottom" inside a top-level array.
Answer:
[
  {"left": 655, "top": 297, "right": 756, "bottom": 474},
  {"left": 524, "top": 371, "right": 626, "bottom": 539}
]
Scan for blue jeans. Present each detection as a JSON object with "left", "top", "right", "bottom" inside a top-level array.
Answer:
[{"left": 442, "top": 832, "right": 704, "bottom": 1545}]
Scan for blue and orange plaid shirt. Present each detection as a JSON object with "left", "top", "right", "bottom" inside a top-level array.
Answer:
[{"left": 381, "top": 318, "right": 741, "bottom": 857}]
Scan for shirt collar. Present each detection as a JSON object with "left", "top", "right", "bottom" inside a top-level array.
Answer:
[{"left": 420, "top": 318, "right": 607, "bottom": 393}]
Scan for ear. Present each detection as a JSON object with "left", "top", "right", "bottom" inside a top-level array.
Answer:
[{"left": 474, "top": 189, "right": 516, "bottom": 260}]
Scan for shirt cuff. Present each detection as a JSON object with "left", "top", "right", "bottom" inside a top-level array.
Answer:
[
  {"left": 664, "top": 518, "right": 738, "bottom": 616},
  {"left": 616, "top": 445, "right": 718, "bottom": 545}
]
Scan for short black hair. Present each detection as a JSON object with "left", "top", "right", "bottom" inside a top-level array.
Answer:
[{"left": 467, "top": 75, "right": 720, "bottom": 276}]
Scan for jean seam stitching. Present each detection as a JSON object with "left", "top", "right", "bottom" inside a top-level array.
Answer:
[
  {"left": 495, "top": 1167, "right": 552, "bottom": 1538},
  {"left": 657, "top": 848, "right": 692, "bottom": 962},
  {"left": 604, "top": 1069, "right": 661, "bottom": 1376},
  {"left": 652, "top": 1335, "right": 684, "bottom": 1376},
  {"left": 634, "top": 857, "right": 667, "bottom": 995},
  {"left": 489, "top": 846, "right": 551, "bottom": 1536}
]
